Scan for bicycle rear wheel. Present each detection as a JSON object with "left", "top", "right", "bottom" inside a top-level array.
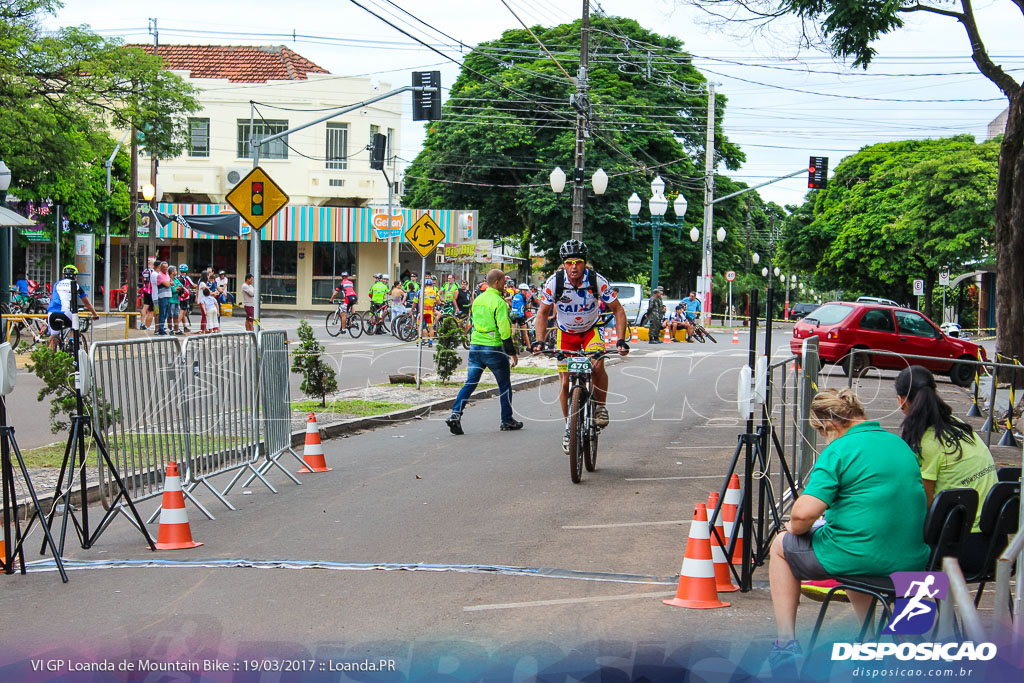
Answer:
[
  {"left": 362, "top": 313, "right": 376, "bottom": 335},
  {"left": 692, "top": 326, "right": 706, "bottom": 343},
  {"left": 6, "top": 321, "right": 21, "bottom": 348},
  {"left": 326, "top": 309, "right": 343, "bottom": 337},
  {"left": 584, "top": 398, "right": 599, "bottom": 472},
  {"left": 396, "top": 314, "right": 417, "bottom": 342},
  {"left": 699, "top": 325, "right": 717, "bottom": 343},
  {"left": 347, "top": 312, "right": 363, "bottom": 338},
  {"left": 568, "top": 385, "right": 585, "bottom": 484}
]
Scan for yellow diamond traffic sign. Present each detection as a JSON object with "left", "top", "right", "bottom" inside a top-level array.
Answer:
[
  {"left": 224, "top": 167, "right": 289, "bottom": 231},
  {"left": 405, "top": 214, "right": 446, "bottom": 258}
]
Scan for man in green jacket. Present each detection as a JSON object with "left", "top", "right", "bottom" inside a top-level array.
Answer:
[{"left": 446, "top": 268, "right": 523, "bottom": 435}]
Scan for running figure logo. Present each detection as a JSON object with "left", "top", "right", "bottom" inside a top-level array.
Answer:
[{"left": 884, "top": 572, "right": 949, "bottom": 634}]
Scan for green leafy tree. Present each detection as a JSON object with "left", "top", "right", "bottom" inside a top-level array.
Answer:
[
  {"left": 0, "top": 0, "right": 199, "bottom": 274},
  {"left": 433, "top": 316, "right": 463, "bottom": 384},
  {"left": 290, "top": 320, "right": 338, "bottom": 407},
  {"left": 403, "top": 16, "right": 748, "bottom": 291},
  {"left": 780, "top": 136, "right": 997, "bottom": 318},
  {"left": 680, "top": 0, "right": 1024, "bottom": 376}
]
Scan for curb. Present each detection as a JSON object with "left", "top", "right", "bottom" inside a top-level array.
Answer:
[{"left": 17, "top": 359, "right": 623, "bottom": 517}]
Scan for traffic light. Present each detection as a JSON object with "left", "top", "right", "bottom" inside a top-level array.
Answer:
[
  {"left": 251, "top": 181, "right": 264, "bottom": 216},
  {"left": 808, "top": 156, "right": 829, "bottom": 189},
  {"left": 370, "top": 133, "right": 387, "bottom": 170},
  {"left": 412, "top": 71, "right": 442, "bottom": 121}
]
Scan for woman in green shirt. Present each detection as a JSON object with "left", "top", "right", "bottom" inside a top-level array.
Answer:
[
  {"left": 768, "top": 389, "right": 930, "bottom": 672},
  {"left": 895, "top": 365, "right": 999, "bottom": 572}
]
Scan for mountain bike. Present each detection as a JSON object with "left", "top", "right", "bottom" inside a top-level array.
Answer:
[
  {"left": 325, "top": 302, "right": 363, "bottom": 338},
  {"left": 688, "top": 317, "right": 717, "bottom": 343},
  {"left": 362, "top": 303, "right": 389, "bottom": 335},
  {"left": 543, "top": 348, "right": 606, "bottom": 484},
  {"left": 436, "top": 308, "right": 470, "bottom": 349}
]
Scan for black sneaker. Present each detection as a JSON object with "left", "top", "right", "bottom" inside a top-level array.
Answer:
[
  {"left": 445, "top": 415, "right": 464, "bottom": 435},
  {"left": 500, "top": 420, "right": 523, "bottom": 431}
]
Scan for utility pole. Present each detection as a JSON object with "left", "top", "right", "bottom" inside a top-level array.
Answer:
[
  {"left": 127, "top": 127, "right": 139, "bottom": 315},
  {"left": 570, "top": 0, "right": 591, "bottom": 242},
  {"left": 699, "top": 83, "right": 715, "bottom": 326},
  {"left": 147, "top": 18, "right": 159, "bottom": 258}
]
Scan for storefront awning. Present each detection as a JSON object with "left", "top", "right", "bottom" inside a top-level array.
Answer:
[{"left": 151, "top": 209, "right": 248, "bottom": 238}]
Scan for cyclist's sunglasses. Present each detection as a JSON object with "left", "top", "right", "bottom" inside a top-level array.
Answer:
[{"left": 563, "top": 258, "right": 585, "bottom": 266}]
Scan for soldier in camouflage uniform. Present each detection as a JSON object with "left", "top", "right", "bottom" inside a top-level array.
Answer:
[{"left": 648, "top": 287, "right": 666, "bottom": 344}]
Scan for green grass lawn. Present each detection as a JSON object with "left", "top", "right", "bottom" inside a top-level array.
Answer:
[
  {"left": 291, "top": 399, "right": 414, "bottom": 416},
  {"left": 511, "top": 366, "right": 558, "bottom": 375},
  {"left": 17, "top": 442, "right": 74, "bottom": 469}
]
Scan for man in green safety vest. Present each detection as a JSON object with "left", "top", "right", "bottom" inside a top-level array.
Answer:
[{"left": 369, "top": 274, "right": 389, "bottom": 316}]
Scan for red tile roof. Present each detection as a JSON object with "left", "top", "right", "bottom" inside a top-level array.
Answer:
[{"left": 129, "top": 44, "right": 330, "bottom": 83}]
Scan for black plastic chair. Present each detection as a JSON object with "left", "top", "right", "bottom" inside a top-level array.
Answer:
[
  {"left": 807, "top": 487, "right": 978, "bottom": 650},
  {"left": 962, "top": 481, "right": 1020, "bottom": 604},
  {"left": 997, "top": 466, "right": 1021, "bottom": 482}
]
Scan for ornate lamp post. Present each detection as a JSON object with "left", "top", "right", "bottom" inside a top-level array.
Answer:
[
  {"left": 550, "top": 166, "right": 607, "bottom": 240},
  {"left": 627, "top": 176, "right": 686, "bottom": 291}
]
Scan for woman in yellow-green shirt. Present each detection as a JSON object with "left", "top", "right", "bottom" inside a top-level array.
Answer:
[{"left": 895, "top": 365, "right": 999, "bottom": 574}]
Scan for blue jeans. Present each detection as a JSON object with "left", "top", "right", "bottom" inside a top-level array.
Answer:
[
  {"left": 451, "top": 344, "right": 513, "bottom": 423},
  {"left": 157, "top": 297, "right": 172, "bottom": 333}
]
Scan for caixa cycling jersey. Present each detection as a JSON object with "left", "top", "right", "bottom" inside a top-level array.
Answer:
[{"left": 540, "top": 269, "right": 615, "bottom": 334}]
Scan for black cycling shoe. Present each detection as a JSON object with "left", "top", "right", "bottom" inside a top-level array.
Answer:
[
  {"left": 445, "top": 416, "right": 464, "bottom": 435},
  {"left": 499, "top": 420, "right": 524, "bottom": 431}
]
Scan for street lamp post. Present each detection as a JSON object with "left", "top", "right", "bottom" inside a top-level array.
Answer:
[
  {"left": 695, "top": 220, "right": 726, "bottom": 325},
  {"left": 550, "top": 166, "right": 607, "bottom": 240},
  {"left": 627, "top": 176, "right": 686, "bottom": 291},
  {"left": 784, "top": 273, "right": 796, "bottom": 320},
  {"left": 0, "top": 160, "right": 11, "bottom": 308}
]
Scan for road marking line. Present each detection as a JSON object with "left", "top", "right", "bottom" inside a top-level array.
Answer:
[
  {"left": 624, "top": 475, "right": 724, "bottom": 481},
  {"left": 562, "top": 519, "right": 688, "bottom": 529},
  {"left": 464, "top": 590, "right": 676, "bottom": 611}
]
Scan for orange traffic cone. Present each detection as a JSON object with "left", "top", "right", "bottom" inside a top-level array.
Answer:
[
  {"left": 298, "top": 412, "right": 332, "bottom": 473},
  {"left": 732, "top": 330, "right": 739, "bottom": 345},
  {"left": 631, "top": 326, "right": 639, "bottom": 343},
  {"left": 664, "top": 503, "right": 730, "bottom": 609},
  {"left": 664, "top": 326, "right": 673, "bottom": 342},
  {"left": 722, "top": 474, "right": 745, "bottom": 564},
  {"left": 155, "top": 461, "right": 202, "bottom": 550},
  {"left": 707, "top": 492, "right": 739, "bottom": 593}
]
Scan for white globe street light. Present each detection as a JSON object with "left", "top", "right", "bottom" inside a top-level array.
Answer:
[
  {"left": 716, "top": 227, "right": 726, "bottom": 242},
  {"left": 627, "top": 192, "right": 642, "bottom": 217},
  {"left": 690, "top": 227, "right": 700, "bottom": 242},
  {"left": 773, "top": 266, "right": 781, "bottom": 277},
  {"left": 549, "top": 167, "right": 566, "bottom": 194},
  {"left": 752, "top": 252, "right": 760, "bottom": 265},
  {"left": 592, "top": 168, "right": 608, "bottom": 195},
  {"left": 762, "top": 267, "right": 768, "bottom": 277}
]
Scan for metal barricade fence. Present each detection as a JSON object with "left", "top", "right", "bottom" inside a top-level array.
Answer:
[
  {"left": 90, "top": 337, "right": 204, "bottom": 515},
  {"left": 252, "top": 329, "right": 304, "bottom": 484},
  {"left": 182, "top": 332, "right": 272, "bottom": 505}
]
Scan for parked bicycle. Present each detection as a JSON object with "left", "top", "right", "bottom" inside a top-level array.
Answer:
[
  {"left": 325, "top": 301, "right": 363, "bottom": 338},
  {"left": 688, "top": 318, "right": 717, "bottom": 344},
  {"left": 543, "top": 348, "right": 606, "bottom": 484}
]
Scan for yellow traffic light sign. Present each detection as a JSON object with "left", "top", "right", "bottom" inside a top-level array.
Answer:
[
  {"left": 405, "top": 214, "right": 446, "bottom": 258},
  {"left": 225, "top": 167, "right": 288, "bottom": 230}
]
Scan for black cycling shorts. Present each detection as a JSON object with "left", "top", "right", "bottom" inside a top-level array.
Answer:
[{"left": 47, "top": 311, "right": 73, "bottom": 334}]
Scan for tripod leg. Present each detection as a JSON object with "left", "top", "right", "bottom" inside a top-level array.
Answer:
[
  {"left": 87, "top": 429, "right": 155, "bottom": 551},
  {"left": 6, "top": 433, "right": 68, "bottom": 582},
  {"left": 40, "top": 420, "right": 76, "bottom": 556}
]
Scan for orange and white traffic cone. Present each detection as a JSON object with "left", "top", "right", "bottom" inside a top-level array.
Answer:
[
  {"left": 664, "top": 326, "right": 673, "bottom": 342},
  {"left": 155, "top": 461, "right": 202, "bottom": 550},
  {"left": 298, "top": 412, "right": 332, "bottom": 473},
  {"left": 631, "top": 326, "right": 639, "bottom": 343},
  {"left": 707, "top": 492, "right": 739, "bottom": 593},
  {"left": 732, "top": 330, "right": 739, "bottom": 345},
  {"left": 722, "top": 473, "right": 744, "bottom": 564},
  {"left": 663, "top": 503, "right": 730, "bottom": 609}
]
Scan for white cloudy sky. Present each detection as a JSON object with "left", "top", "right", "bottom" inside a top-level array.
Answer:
[{"left": 49, "top": 0, "right": 1022, "bottom": 206}]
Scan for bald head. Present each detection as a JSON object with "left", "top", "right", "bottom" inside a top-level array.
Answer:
[{"left": 486, "top": 269, "right": 505, "bottom": 288}]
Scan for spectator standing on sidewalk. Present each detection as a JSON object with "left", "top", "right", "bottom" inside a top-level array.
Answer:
[
  {"left": 445, "top": 268, "right": 523, "bottom": 435},
  {"left": 155, "top": 261, "right": 173, "bottom": 336},
  {"left": 176, "top": 264, "right": 193, "bottom": 333},
  {"left": 165, "top": 265, "right": 183, "bottom": 335},
  {"left": 242, "top": 274, "right": 256, "bottom": 332}
]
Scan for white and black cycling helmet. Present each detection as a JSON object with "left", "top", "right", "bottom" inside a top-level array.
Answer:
[{"left": 559, "top": 239, "right": 588, "bottom": 261}]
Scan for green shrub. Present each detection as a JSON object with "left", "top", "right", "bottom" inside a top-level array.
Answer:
[
  {"left": 433, "top": 316, "right": 463, "bottom": 384},
  {"left": 290, "top": 320, "right": 338, "bottom": 407}
]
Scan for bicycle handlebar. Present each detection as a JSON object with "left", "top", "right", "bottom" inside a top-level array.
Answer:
[{"left": 540, "top": 348, "right": 607, "bottom": 362}]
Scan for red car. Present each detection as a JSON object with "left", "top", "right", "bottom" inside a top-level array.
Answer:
[{"left": 790, "top": 302, "right": 985, "bottom": 386}]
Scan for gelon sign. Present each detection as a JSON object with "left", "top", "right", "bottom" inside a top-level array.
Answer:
[{"left": 372, "top": 212, "right": 405, "bottom": 240}]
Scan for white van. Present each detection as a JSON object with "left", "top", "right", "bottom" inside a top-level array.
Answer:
[{"left": 608, "top": 282, "right": 644, "bottom": 323}]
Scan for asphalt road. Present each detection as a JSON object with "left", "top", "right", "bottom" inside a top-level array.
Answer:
[{"left": 1, "top": 332, "right": 1016, "bottom": 681}]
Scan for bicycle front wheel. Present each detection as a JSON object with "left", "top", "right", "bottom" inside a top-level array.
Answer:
[
  {"left": 362, "top": 313, "right": 376, "bottom": 335},
  {"left": 568, "top": 385, "right": 586, "bottom": 484},
  {"left": 118, "top": 293, "right": 128, "bottom": 312},
  {"left": 6, "top": 321, "right": 21, "bottom": 349},
  {"left": 701, "top": 326, "right": 717, "bottom": 343},
  {"left": 347, "top": 312, "right": 363, "bottom": 339}
]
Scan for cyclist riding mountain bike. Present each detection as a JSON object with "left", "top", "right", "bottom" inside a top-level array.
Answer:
[
  {"left": 47, "top": 266, "right": 99, "bottom": 352},
  {"left": 531, "top": 239, "right": 629, "bottom": 453},
  {"left": 439, "top": 274, "right": 460, "bottom": 315},
  {"left": 328, "top": 272, "right": 358, "bottom": 335}
]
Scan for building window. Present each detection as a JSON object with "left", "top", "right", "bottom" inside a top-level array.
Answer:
[
  {"left": 387, "top": 127, "right": 395, "bottom": 167},
  {"left": 188, "top": 118, "right": 210, "bottom": 158},
  {"left": 259, "top": 241, "right": 297, "bottom": 304},
  {"left": 312, "top": 243, "right": 358, "bottom": 304},
  {"left": 326, "top": 122, "right": 348, "bottom": 169},
  {"left": 237, "top": 119, "right": 289, "bottom": 159}
]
